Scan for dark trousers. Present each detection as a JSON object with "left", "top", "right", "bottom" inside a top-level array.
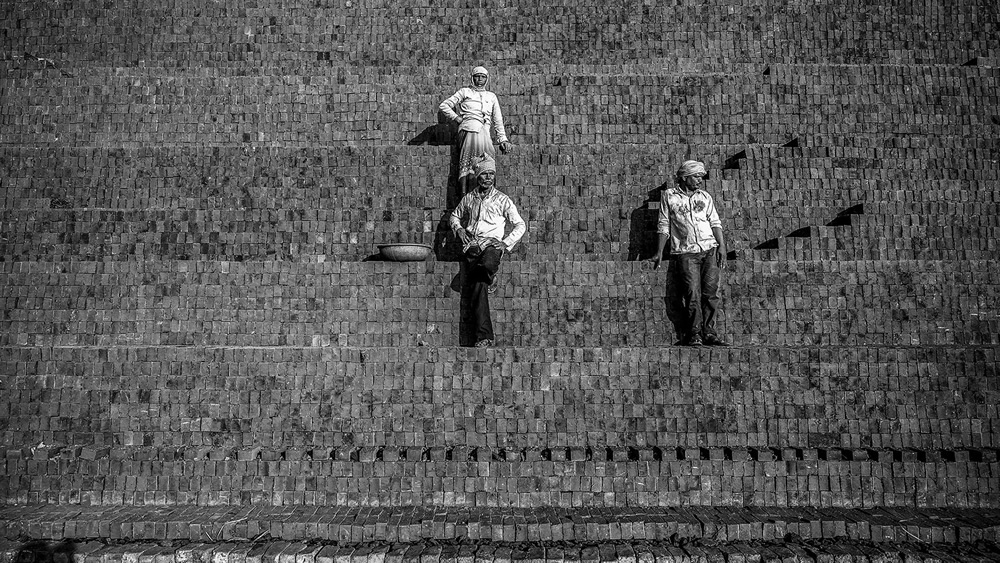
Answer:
[
  {"left": 676, "top": 247, "right": 721, "bottom": 339},
  {"left": 465, "top": 246, "right": 503, "bottom": 342}
]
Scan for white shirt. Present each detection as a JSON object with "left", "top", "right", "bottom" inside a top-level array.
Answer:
[
  {"left": 439, "top": 88, "right": 509, "bottom": 144},
  {"left": 657, "top": 187, "right": 723, "bottom": 254},
  {"left": 449, "top": 187, "right": 526, "bottom": 251}
]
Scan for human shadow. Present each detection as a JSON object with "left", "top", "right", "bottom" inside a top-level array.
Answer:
[
  {"left": 414, "top": 114, "right": 472, "bottom": 345},
  {"left": 406, "top": 120, "right": 456, "bottom": 147},
  {"left": 451, "top": 262, "right": 476, "bottom": 347},
  {"left": 15, "top": 540, "right": 76, "bottom": 563},
  {"left": 661, "top": 257, "right": 689, "bottom": 342},
  {"left": 408, "top": 113, "right": 463, "bottom": 208},
  {"left": 626, "top": 184, "right": 668, "bottom": 261},
  {"left": 432, "top": 211, "right": 464, "bottom": 263}
]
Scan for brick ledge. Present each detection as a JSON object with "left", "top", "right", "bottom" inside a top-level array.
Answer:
[{"left": 2, "top": 506, "right": 999, "bottom": 545}]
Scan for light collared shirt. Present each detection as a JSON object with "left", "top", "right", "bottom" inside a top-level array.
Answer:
[
  {"left": 657, "top": 187, "right": 723, "bottom": 255},
  {"left": 439, "top": 88, "right": 509, "bottom": 143},
  {"left": 449, "top": 187, "right": 526, "bottom": 251}
]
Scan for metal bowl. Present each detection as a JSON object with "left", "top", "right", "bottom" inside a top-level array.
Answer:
[{"left": 378, "top": 243, "right": 433, "bottom": 262}]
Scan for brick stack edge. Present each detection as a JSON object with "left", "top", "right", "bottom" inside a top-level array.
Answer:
[{"left": 1, "top": 0, "right": 999, "bottom": 539}]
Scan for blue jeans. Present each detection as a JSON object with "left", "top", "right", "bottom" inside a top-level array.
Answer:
[{"left": 676, "top": 248, "right": 721, "bottom": 339}]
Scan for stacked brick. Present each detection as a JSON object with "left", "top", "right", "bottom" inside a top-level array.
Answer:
[
  {"left": 1, "top": 66, "right": 997, "bottom": 147},
  {"left": 1, "top": 140, "right": 997, "bottom": 262},
  {"left": 1, "top": 259, "right": 997, "bottom": 347},
  {"left": 1, "top": 0, "right": 995, "bottom": 68},
  {"left": 2, "top": 344, "right": 998, "bottom": 507},
  {"left": 1, "top": 0, "right": 1000, "bottom": 557}
]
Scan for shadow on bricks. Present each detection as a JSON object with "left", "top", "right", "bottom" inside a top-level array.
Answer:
[
  {"left": 627, "top": 185, "right": 666, "bottom": 261},
  {"left": 433, "top": 211, "right": 465, "bottom": 262},
  {"left": 14, "top": 540, "right": 76, "bottom": 563},
  {"left": 453, "top": 262, "right": 476, "bottom": 347},
  {"left": 662, "top": 257, "right": 688, "bottom": 342},
  {"left": 409, "top": 114, "right": 463, "bottom": 208}
]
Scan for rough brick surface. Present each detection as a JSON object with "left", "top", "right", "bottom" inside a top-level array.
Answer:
[{"left": 1, "top": 0, "right": 999, "bottom": 558}]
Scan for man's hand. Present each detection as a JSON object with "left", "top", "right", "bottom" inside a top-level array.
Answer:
[
  {"left": 456, "top": 229, "right": 471, "bottom": 245},
  {"left": 716, "top": 247, "right": 727, "bottom": 270},
  {"left": 652, "top": 256, "right": 662, "bottom": 270},
  {"left": 499, "top": 141, "right": 513, "bottom": 154},
  {"left": 485, "top": 238, "right": 506, "bottom": 251}
]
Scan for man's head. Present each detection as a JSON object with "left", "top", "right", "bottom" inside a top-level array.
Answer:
[
  {"left": 473, "top": 153, "right": 497, "bottom": 191},
  {"left": 676, "top": 160, "right": 708, "bottom": 191}
]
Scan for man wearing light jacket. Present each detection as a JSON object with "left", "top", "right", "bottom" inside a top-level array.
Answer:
[
  {"left": 653, "top": 160, "right": 729, "bottom": 347},
  {"left": 449, "top": 153, "right": 526, "bottom": 348}
]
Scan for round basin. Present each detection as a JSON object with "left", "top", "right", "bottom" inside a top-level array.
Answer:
[{"left": 378, "top": 243, "right": 433, "bottom": 262}]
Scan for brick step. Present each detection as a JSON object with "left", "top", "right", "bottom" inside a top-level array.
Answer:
[
  {"left": 2, "top": 9, "right": 994, "bottom": 67},
  {"left": 3, "top": 61, "right": 997, "bottom": 76},
  {"left": 752, "top": 246, "right": 997, "bottom": 262},
  {"left": 2, "top": 344, "right": 994, "bottom": 451},
  {"left": 3, "top": 144, "right": 996, "bottom": 206},
  {"left": 3, "top": 445, "right": 998, "bottom": 507},
  {"left": 5, "top": 183, "right": 998, "bottom": 212},
  {"left": 2, "top": 203, "right": 998, "bottom": 265},
  {"left": 4, "top": 538, "right": 1000, "bottom": 563},
  {"left": 6, "top": 61, "right": 999, "bottom": 82},
  {"left": 3, "top": 143, "right": 996, "bottom": 187},
  {"left": 2, "top": 259, "right": 996, "bottom": 347},
  {"left": 3, "top": 67, "right": 996, "bottom": 148},
  {"left": 2, "top": 506, "right": 999, "bottom": 546},
  {"left": 750, "top": 224, "right": 998, "bottom": 261},
  {"left": 3, "top": 63, "right": 995, "bottom": 88},
  {"left": 21, "top": 207, "right": 997, "bottom": 264}
]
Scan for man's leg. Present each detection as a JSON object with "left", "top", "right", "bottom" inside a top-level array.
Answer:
[
  {"left": 700, "top": 247, "right": 723, "bottom": 342},
  {"left": 468, "top": 247, "right": 503, "bottom": 344},
  {"left": 676, "top": 252, "right": 704, "bottom": 344},
  {"left": 476, "top": 246, "right": 503, "bottom": 285}
]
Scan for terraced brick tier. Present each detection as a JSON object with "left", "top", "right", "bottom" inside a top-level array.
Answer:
[
  {"left": 2, "top": 505, "right": 1000, "bottom": 545},
  {"left": 3, "top": 537, "right": 1000, "bottom": 563},
  {"left": 3, "top": 0, "right": 1000, "bottom": 551},
  {"left": 3, "top": 342, "right": 997, "bottom": 507},
  {"left": 4, "top": 445, "right": 999, "bottom": 508},
  {"left": 5, "top": 344, "right": 994, "bottom": 451},
  {"left": 2, "top": 141, "right": 997, "bottom": 262},
  {"left": 1, "top": 66, "right": 997, "bottom": 147},
  {"left": 3, "top": 199, "right": 999, "bottom": 263},
  {"left": 750, "top": 223, "right": 1000, "bottom": 262},
  {"left": 2, "top": 260, "right": 996, "bottom": 347},
  {"left": 2, "top": 0, "right": 996, "bottom": 68}
]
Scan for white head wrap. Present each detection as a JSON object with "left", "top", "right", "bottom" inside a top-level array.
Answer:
[
  {"left": 677, "top": 160, "right": 707, "bottom": 178},
  {"left": 473, "top": 153, "right": 496, "bottom": 176},
  {"left": 471, "top": 66, "right": 489, "bottom": 90}
]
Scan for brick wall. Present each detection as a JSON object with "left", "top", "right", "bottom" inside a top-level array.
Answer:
[{"left": 1, "top": 0, "right": 999, "bottom": 509}]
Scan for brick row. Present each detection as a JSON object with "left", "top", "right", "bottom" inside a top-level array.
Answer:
[
  {"left": 4, "top": 538, "right": 1000, "bottom": 563},
  {"left": 2, "top": 345, "right": 996, "bottom": 452},
  {"left": 6, "top": 458, "right": 998, "bottom": 507},
  {"left": 2, "top": 259, "right": 997, "bottom": 347},
  {"left": 2, "top": 67, "right": 998, "bottom": 147},
  {"left": 2, "top": 207, "right": 998, "bottom": 263},
  {"left": 2, "top": 0, "right": 996, "bottom": 67},
  {"left": 2, "top": 505, "right": 999, "bottom": 544}
]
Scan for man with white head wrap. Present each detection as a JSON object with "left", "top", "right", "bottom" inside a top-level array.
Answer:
[
  {"left": 653, "top": 160, "right": 729, "bottom": 346},
  {"left": 449, "top": 153, "right": 526, "bottom": 347}
]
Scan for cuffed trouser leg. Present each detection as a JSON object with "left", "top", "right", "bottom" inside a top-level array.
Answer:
[{"left": 466, "top": 247, "right": 503, "bottom": 342}]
